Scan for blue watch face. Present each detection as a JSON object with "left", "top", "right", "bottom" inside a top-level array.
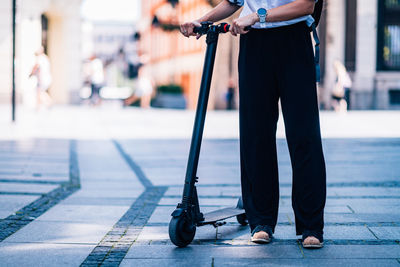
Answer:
[{"left": 258, "top": 8, "right": 267, "bottom": 16}]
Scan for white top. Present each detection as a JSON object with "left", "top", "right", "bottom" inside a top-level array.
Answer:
[
  {"left": 36, "top": 54, "right": 52, "bottom": 89},
  {"left": 229, "top": 0, "right": 317, "bottom": 29},
  {"left": 91, "top": 58, "right": 104, "bottom": 85}
]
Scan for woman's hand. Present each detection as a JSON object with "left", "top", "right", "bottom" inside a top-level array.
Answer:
[
  {"left": 230, "top": 12, "right": 258, "bottom": 36},
  {"left": 180, "top": 20, "right": 202, "bottom": 39}
]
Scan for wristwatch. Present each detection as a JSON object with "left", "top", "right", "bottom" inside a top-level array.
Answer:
[{"left": 257, "top": 8, "right": 267, "bottom": 28}]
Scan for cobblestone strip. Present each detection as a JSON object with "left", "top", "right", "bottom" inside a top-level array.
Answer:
[
  {"left": 0, "top": 140, "right": 80, "bottom": 242},
  {"left": 80, "top": 140, "right": 167, "bottom": 266},
  {"left": 80, "top": 186, "right": 167, "bottom": 267}
]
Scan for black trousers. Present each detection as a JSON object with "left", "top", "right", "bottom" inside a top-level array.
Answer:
[{"left": 238, "top": 22, "right": 326, "bottom": 236}]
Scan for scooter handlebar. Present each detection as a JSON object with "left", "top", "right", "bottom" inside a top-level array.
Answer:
[{"left": 193, "top": 22, "right": 251, "bottom": 35}]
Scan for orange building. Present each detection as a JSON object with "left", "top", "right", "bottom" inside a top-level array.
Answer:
[{"left": 140, "top": 0, "right": 240, "bottom": 109}]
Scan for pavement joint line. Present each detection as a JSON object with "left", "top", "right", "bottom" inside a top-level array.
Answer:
[
  {"left": 287, "top": 214, "right": 294, "bottom": 225},
  {"left": 81, "top": 140, "right": 167, "bottom": 266},
  {"left": 112, "top": 140, "right": 153, "bottom": 188},
  {"left": 347, "top": 205, "right": 356, "bottom": 213},
  {"left": 366, "top": 225, "right": 380, "bottom": 240},
  {"left": 0, "top": 171, "right": 68, "bottom": 177},
  {"left": 297, "top": 240, "right": 306, "bottom": 258},
  {"left": 0, "top": 139, "right": 81, "bottom": 242},
  {"left": 0, "top": 192, "right": 44, "bottom": 196},
  {"left": 0, "top": 179, "right": 63, "bottom": 185}
]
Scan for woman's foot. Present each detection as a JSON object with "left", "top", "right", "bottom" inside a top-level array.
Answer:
[
  {"left": 302, "top": 236, "right": 323, "bottom": 248},
  {"left": 251, "top": 225, "right": 273, "bottom": 244},
  {"left": 301, "top": 230, "right": 324, "bottom": 249}
]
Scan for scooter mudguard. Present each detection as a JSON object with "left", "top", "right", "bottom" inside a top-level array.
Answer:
[{"left": 171, "top": 208, "right": 184, "bottom": 218}]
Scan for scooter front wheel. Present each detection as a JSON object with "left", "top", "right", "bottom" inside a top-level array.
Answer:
[{"left": 169, "top": 216, "right": 196, "bottom": 247}]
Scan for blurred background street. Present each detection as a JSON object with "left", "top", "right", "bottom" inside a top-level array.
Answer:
[{"left": 0, "top": 0, "right": 400, "bottom": 266}]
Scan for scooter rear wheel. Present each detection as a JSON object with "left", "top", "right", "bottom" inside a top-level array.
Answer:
[
  {"left": 236, "top": 213, "right": 248, "bottom": 226},
  {"left": 236, "top": 197, "right": 248, "bottom": 226},
  {"left": 169, "top": 216, "right": 196, "bottom": 247}
]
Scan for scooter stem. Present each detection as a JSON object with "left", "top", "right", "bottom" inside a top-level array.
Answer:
[{"left": 181, "top": 27, "right": 220, "bottom": 209}]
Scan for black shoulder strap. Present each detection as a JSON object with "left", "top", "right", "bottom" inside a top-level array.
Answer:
[
  {"left": 310, "top": 0, "right": 323, "bottom": 83},
  {"left": 312, "top": 0, "right": 324, "bottom": 27}
]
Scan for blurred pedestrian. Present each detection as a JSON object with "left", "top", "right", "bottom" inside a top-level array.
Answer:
[
  {"left": 226, "top": 78, "right": 236, "bottom": 110},
  {"left": 332, "top": 60, "right": 352, "bottom": 113},
  {"left": 124, "top": 69, "right": 153, "bottom": 108},
  {"left": 29, "top": 47, "right": 52, "bottom": 109},
  {"left": 88, "top": 55, "right": 104, "bottom": 106}
]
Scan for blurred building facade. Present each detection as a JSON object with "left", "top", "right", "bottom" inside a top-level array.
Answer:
[
  {"left": 141, "top": 0, "right": 400, "bottom": 110},
  {"left": 84, "top": 21, "right": 136, "bottom": 61},
  {"left": 322, "top": 0, "right": 400, "bottom": 109},
  {"left": 140, "top": 0, "right": 239, "bottom": 109},
  {"left": 0, "top": 0, "right": 82, "bottom": 105}
]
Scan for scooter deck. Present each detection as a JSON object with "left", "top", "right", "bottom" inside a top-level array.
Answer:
[{"left": 199, "top": 207, "right": 245, "bottom": 225}]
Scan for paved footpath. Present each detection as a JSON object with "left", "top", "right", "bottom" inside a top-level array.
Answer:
[{"left": 0, "top": 106, "right": 399, "bottom": 266}]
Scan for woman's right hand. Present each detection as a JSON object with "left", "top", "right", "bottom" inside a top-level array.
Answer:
[{"left": 180, "top": 20, "right": 202, "bottom": 38}]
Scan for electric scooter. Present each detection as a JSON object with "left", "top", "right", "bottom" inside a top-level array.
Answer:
[{"left": 169, "top": 22, "right": 248, "bottom": 248}]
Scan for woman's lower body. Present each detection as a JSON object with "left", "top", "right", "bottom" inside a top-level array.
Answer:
[{"left": 238, "top": 22, "right": 326, "bottom": 242}]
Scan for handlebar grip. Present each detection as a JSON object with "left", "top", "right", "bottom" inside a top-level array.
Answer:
[
  {"left": 192, "top": 24, "right": 252, "bottom": 34},
  {"left": 220, "top": 25, "right": 252, "bottom": 33}
]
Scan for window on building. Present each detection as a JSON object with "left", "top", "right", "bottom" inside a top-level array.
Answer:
[
  {"left": 389, "top": 89, "right": 400, "bottom": 105},
  {"left": 377, "top": 0, "right": 400, "bottom": 70}
]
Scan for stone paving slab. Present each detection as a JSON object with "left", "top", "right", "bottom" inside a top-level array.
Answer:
[
  {"left": 211, "top": 258, "right": 400, "bottom": 267},
  {"left": 0, "top": 174, "right": 69, "bottom": 183},
  {"left": 369, "top": 227, "right": 400, "bottom": 240},
  {"left": 120, "top": 258, "right": 212, "bottom": 267},
  {"left": 61, "top": 196, "right": 137, "bottom": 206},
  {"left": 0, "top": 242, "right": 94, "bottom": 267},
  {"left": 0, "top": 195, "right": 40, "bottom": 219},
  {"left": 301, "top": 245, "right": 400, "bottom": 259},
  {"left": 35, "top": 204, "right": 132, "bottom": 224},
  {"left": 3, "top": 221, "right": 112, "bottom": 244},
  {"left": 124, "top": 245, "right": 303, "bottom": 259},
  {"left": 323, "top": 226, "right": 377, "bottom": 240},
  {"left": 323, "top": 213, "right": 400, "bottom": 224},
  {"left": 64, "top": 189, "right": 142, "bottom": 199},
  {"left": 0, "top": 182, "right": 58, "bottom": 194},
  {"left": 137, "top": 225, "right": 220, "bottom": 242}
]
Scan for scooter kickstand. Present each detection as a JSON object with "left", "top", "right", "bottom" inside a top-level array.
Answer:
[{"left": 212, "top": 221, "right": 226, "bottom": 228}]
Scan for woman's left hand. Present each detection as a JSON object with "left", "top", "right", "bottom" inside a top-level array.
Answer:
[{"left": 230, "top": 12, "right": 258, "bottom": 36}]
